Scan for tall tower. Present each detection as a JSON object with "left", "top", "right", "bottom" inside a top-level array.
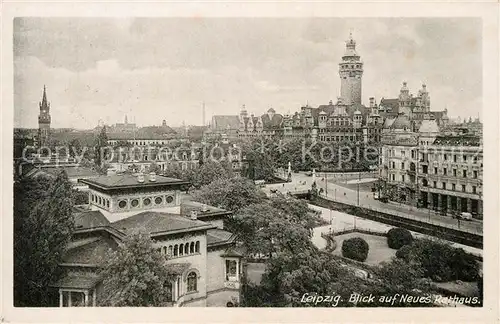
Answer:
[
  {"left": 339, "top": 32, "right": 363, "bottom": 105},
  {"left": 38, "top": 85, "right": 51, "bottom": 147}
]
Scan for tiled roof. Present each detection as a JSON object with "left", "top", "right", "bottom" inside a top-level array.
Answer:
[
  {"left": 212, "top": 116, "right": 240, "bottom": 130},
  {"left": 206, "top": 229, "right": 235, "bottom": 246},
  {"left": 390, "top": 114, "right": 411, "bottom": 130},
  {"left": 63, "top": 237, "right": 117, "bottom": 265},
  {"left": 27, "top": 166, "right": 99, "bottom": 179},
  {"left": 379, "top": 98, "right": 399, "bottom": 114},
  {"left": 111, "top": 211, "right": 214, "bottom": 236},
  {"left": 74, "top": 210, "right": 110, "bottom": 230},
  {"left": 418, "top": 119, "right": 440, "bottom": 133},
  {"left": 52, "top": 272, "right": 102, "bottom": 289},
  {"left": 79, "top": 174, "right": 188, "bottom": 190}
]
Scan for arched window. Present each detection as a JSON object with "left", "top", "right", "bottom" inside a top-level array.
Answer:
[
  {"left": 173, "top": 245, "right": 178, "bottom": 257},
  {"left": 195, "top": 241, "right": 200, "bottom": 253},
  {"left": 106, "top": 200, "right": 110, "bottom": 208},
  {"left": 184, "top": 244, "right": 189, "bottom": 255},
  {"left": 179, "top": 244, "right": 184, "bottom": 256},
  {"left": 98, "top": 197, "right": 102, "bottom": 205},
  {"left": 190, "top": 242, "right": 194, "bottom": 254},
  {"left": 168, "top": 245, "right": 173, "bottom": 256},
  {"left": 162, "top": 246, "right": 167, "bottom": 254},
  {"left": 187, "top": 272, "right": 197, "bottom": 292}
]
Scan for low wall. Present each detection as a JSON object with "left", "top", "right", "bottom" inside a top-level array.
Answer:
[{"left": 310, "top": 196, "right": 483, "bottom": 249}]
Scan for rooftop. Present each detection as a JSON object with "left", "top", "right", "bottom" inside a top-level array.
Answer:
[
  {"left": 111, "top": 211, "right": 215, "bottom": 236},
  {"left": 206, "top": 228, "right": 236, "bottom": 246},
  {"left": 79, "top": 174, "right": 189, "bottom": 190},
  {"left": 432, "top": 135, "right": 482, "bottom": 147},
  {"left": 63, "top": 237, "right": 117, "bottom": 265},
  {"left": 52, "top": 272, "right": 102, "bottom": 290},
  {"left": 180, "top": 200, "right": 231, "bottom": 218},
  {"left": 73, "top": 210, "right": 110, "bottom": 230}
]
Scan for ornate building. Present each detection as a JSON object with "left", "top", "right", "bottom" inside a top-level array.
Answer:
[
  {"left": 237, "top": 106, "right": 284, "bottom": 138},
  {"left": 52, "top": 173, "right": 242, "bottom": 307},
  {"left": 37, "top": 85, "right": 51, "bottom": 147}
]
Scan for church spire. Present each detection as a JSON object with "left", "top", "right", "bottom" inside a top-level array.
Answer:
[{"left": 39, "top": 85, "right": 50, "bottom": 111}]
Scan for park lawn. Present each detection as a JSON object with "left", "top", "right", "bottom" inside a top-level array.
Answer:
[{"left": 332, "top": 232, "right": 396, "bottom": 266}]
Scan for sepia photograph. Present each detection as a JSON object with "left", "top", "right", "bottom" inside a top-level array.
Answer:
[{"left": 2, "top": 2, "right": 499, "bottom": 323}]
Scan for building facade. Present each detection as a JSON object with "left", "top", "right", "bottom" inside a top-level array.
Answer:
[{"left": 52, "top": 173, "right": 242, "bottom": 307}]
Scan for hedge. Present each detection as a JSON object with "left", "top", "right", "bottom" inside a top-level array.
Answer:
[
  {"left": 387, "top": 227, "right": 414, "bottom": 250},
  {"left": 341, "top": 237, "right": 369, "bottom": 262}
]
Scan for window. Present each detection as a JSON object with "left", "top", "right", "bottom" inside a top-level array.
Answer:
[
  {"left": 453, "top": 169, "right": 457, "bottom": 177},
  {"left": 190, "top": 242, "right": 195, "bottom": 254},
  {"left": 422, "top": 165, "right": 428, "bottom": 174},
  {"left": 391, "top": 174, "right": 395, "bottom": 181},
  {"left": 98, "top": 197, "right": 102, "bottom": 205},
  {"left": 433, "top": 181, "right": 437, "bottom": 188},
  {"left": 462, "top": 185, "right": 466, "bottom": 192},
  {"left": 169, "top": 245, "right": 173, "bottom": 256},
  {"left": 401, "top": 175, "right": 405, "bottom": 182},
  {"left": 174, "top": 245, "right": 178, "bottom": 257},
  {"left": 106, "top": 200, "right": 110, "bottom": 208},
  {"left": 184, "top": 244, "right": 189, "bottom": 255},
  {"left": 443, "top": 168, "right": 447, "bottom": 175},
  {"left": 474, "top": 171, "right": 478, "bottom": 179},
  {"left": 474, "top": 156, "right": 478, "bottom": 163},
  {"left": 155, "top": 196, "right": 163, "bottom": 205},
  {"left": 444, "top": 154, "right": 448, "bottom": 161},
  {"left": 452, "top": 184, "right": 456, "bottom": 191},
  {"left": 166, "top": 195, "right": 174, "bottom": 204},
  {"left": 131, "top": 199, "right": 139, "bottom": 208},
  {"left": 187, "top": 272, "right": 197, "bottom": 292},
  {"left": 434, "top": 167, "right": 438, "bottom": 174},
  {"left": 118, "top": 200, "right": 127, "bottom": 209},
  {"left": 179, "top": 244, "right": 184, "bottom": 256},
  {"left": 463, "top": 170, "right": 467, "bottom": 178},
  {"left": 195, "top": 241, "right": 200, "bottom": 253},
  {"left": 472, "top": 186, "right": 477, "bottom": 194},
  {"left": 442, "top": 182, "right": 446, "bottom": 189},
  {"left": 143, "top": 198, "right": 151, "bottom": 206},
  {"left": 453, "top": 155, "right": 457, "bottom": 162},
  {"left": 463, "top": 155, "right": 467, "bottom": 162},
  {"left": 401, "top": 162, "right": 405, "bottom": 170},
  {"left": 402, "top": 151, "right": 406, "bottom": 157},
  {"left": 225, "top": 260, "right": 238, "bottom": 281}
]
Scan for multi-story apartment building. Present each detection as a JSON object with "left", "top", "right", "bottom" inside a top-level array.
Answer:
[
  {"left": 418, "top": 134, "right": 483, "bottom": 218},
  {"left": 380, "top": 116, "right": 483, "bottom": 219}
]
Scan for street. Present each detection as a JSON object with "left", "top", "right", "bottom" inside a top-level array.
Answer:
[{"left": 266, "top": 171, "right": 483, "bottom": 235}]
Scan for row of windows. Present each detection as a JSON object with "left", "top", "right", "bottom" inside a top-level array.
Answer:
[
  {"left": 109, "top": 140, "right": 171, "bottom": 146},
  {"left": 91, "top": 194, "right": 110, "bottom": 208},
  {"left": 422, "top": 180, "right": 478, "bottom": 194},
  {"left": 340, "top": 64, "right": 362, "bottom": 69},
  {"left": 420, "top": 153, "right": 480, "bottom": 163},
  {"left": 388, "top": 149, "right": 417, "bottom": 159},
  {"left": 318, "top": 128, "right": 357, "bottom": 133},
  {"left": 422, "top": 166, "right": 479, "bottom": 179},
  {"left": 118, "top": 195, "right": 175, "bottom": 209},
  {"left": 158, "top": 241, "right": 201, "bottom": 257},
  {"left": 319, "top": 135, "right": 358, "bottom": 142}
]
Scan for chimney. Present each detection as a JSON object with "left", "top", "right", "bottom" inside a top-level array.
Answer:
[
  {"left": 149, "top": 172, "right": 156, "bottom": 182},
  {"left": 190, "top": 210, "right": 198, "bottom": 220},
  {"left": 137, "top": 172, "right": 145, "bottom": 183}
]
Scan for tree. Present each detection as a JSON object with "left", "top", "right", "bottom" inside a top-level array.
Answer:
[
  {"left": 94, "top": 126, "right": 109, "bottom": 167},
  {"left": 395, "top": 238, "right": 479, "bottom": 282},
  {"left": 68, "top": 138, "right": 82, "bottom": 158},
  {"left": 387, "top": 228, "right": 414, "bottom": 250},
  {"left": 73, "top": 189, "right": 89, "bottom": 205},
  {"left": 147, "top": 161, "right": 162, "bottom": 174},
  {"left": 98, "top": 232, "right": 177, "bottom": 306},
  {"left": 191, "top": 176, "right": 265, "bottom": 213},
  {"left": 14, "top": 171, "right": 75, "bottom": 306},
  {"left": 341, "top": 237, "right": 369, "bottom": 262}
]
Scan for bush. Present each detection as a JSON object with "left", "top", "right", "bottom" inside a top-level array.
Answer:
[
  {"left": 341, "top": 237, "right": 369, "bottom": 262},
  {"left": 395, "top": 239, "right": 479, "bottom": 282},
  {"left": 387, "top": 228, "right": 413, "bottom": 249}
]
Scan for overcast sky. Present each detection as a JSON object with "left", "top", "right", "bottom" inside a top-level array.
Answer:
[{"left": 14, "top": 17, "right": 482, "bottom": 129}]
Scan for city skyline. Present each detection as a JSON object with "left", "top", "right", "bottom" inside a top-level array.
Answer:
[{"left": 14, "top": 17, "right": 482, "bottom": 129}]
